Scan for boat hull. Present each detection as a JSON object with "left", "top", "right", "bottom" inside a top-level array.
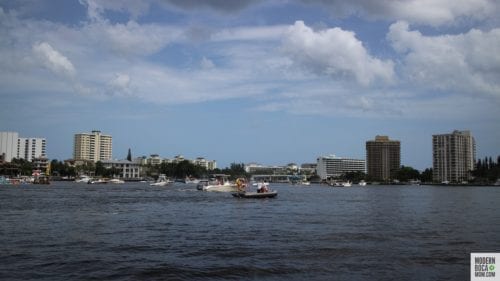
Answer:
[{"left": 232, "top": 191, "right": 278, "bottom": 198}]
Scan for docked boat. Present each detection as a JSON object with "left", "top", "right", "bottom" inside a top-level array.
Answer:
[
  {"left": 196, "top": 174, "right": 237, "bottom": 192},
  {"left": 232, "top": 191, "right": 278, "bottom": 199}
]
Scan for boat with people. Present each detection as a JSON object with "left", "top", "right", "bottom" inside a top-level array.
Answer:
[
  {"left": 232, "top": 178, "right": 277, "bottom": 198},
  {"left": 232, "top": 191, "right": 278, "bottom": 198},
  {"left": 196, "top": 174, "right": 237, "bottom": 192}
]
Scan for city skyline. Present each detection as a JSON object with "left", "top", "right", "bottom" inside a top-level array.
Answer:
[{"left": 1, "top": 1, "right": 499, "bottom": 170}]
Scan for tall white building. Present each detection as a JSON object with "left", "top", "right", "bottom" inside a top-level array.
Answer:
[
  {"left": 74, "top": 130, "right": 112, "bottom": 162},
  {"left": 17, "top": 138, "right": 46, "bottom": 162},
  {"left": 433, "top": 130, "right": 476, "bottom": 183},
  {"left": 0, "top": 132, "right": 19, "bottom": 162},
  {"left": 316, "top": 155, "right": 366, "bottom": 180},
  {"left": 1, "top": 132, "right": 46, "bottom": 162}
]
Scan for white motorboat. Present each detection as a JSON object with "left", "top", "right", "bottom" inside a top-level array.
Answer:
[
  {"left": 150, "top": 174, "right": 171, "bottom": 186},
  {"left": 358, "top": 180, "right": 367, "bottom": 186},
  {"left": 196, "top": 174, "right": 238, "bottom": 192},
  {"left": 331, "top": 181, "right": 352, "bottom": 187},
  {"left": 108, "top": 178, "right": 125, "bottom": 184},
  {"left": 75, "top": 175, "right": 91, "bottom": 183}
]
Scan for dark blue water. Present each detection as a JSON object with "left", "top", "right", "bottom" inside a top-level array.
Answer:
[{"left": 1, "top": 182, "right": 499, "bottom": 280}]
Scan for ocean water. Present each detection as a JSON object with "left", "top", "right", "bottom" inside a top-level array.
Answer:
[{"left": 1, "top": 182, "right": 499, "bottom": 280}]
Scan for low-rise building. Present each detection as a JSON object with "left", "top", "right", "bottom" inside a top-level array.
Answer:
[
  {"left": 101, "top": 159, "right": 142, "bottom": 179},
  {"left": 316, "top": 155, "right": 366, "bottom": 180}
]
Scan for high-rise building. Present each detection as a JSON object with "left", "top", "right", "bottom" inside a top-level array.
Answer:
[
  {"left": 432, "top": 130, "right": 475, "bottom": 183},
  {"left": 17, "top": 138, "right": 46, "bottom": 162},
  {"left": 74, "top": 130, "right": 112, "bottom": 162},
  {"left": 1, "top": 132, "right": 46, "bottom": 162},
  {"left": 316, "top": 155, "right": 366, "bottom": 180},
  {"left": 366, "top": 135, "right": 401, "bottom": 181},
  {"left": 0, "top": 132, "right": 19, "bottom": 162}
]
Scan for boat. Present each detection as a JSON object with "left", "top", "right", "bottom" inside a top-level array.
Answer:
[
  {"left": 75, "top": 175, "right": 91, "bottom": 183},
  {"left": 88, "top": 178, "right": 108, "bottom": 184},
  {"left": 330, "top": 181, "right": 352, "bottom": 187},
  {"left": 108, "top": 178, "right": 125, "bottom": 184},
  {"left": 150, "top": 174, "right": 172, "bottom": 186},
  {"left": 232, "top": 191, "right": 278, "bottom": 198},
  {"left": 358, "top": 180, "right": 367, "bottom": 186},
  {"left": 196, "top": 174, "right": 238, "bottom": 192}
]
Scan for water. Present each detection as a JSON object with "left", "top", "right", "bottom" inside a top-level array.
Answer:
[{"left": 1, "top": 182, "right": 499, "bottom": 280}]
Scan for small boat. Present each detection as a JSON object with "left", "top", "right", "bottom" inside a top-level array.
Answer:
[
  {"left": 232, "top": 191, "right": 278, "bottom": 198},
  {"left": 358, "top": 180, "right": 367, "bottom": 186}
]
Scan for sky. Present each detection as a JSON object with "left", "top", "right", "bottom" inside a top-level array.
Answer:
[{"left": 0, "top": 0, "right": 499, "bottom": 170}]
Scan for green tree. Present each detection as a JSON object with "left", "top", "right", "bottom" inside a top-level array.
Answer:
[
  {"left": 420, "top": 168, "right": 433, "bottom": 183},
  {"left": 394, "top": 166, "right": 420, "bottom": 182}
]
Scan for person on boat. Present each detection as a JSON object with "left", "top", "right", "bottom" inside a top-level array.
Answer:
[
  {"left": 257, "top": 181, "right": 268, "bottom": 193},
  {"left": 236, "top": 178, "right": 246, "bottom": 192}
]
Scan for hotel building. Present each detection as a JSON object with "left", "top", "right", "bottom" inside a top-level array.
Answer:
[
  {"left": 74, "top": 130, "right": 112, "bottom": 162},
  {"left": 432, "top": 130, "right": 475, "bottom": 183},
  {"left": 366, "top": 136, "right": 401, "bottom": 181},
  {"left": 316, "top": 155, "right": 366, "bottom": 180}
]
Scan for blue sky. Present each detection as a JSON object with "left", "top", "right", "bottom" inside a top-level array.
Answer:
[{"left": 1, "top": 0, "right": 499, "bottom": 170}]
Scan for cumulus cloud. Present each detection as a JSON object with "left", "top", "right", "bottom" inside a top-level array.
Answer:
[
  {"left": 32, "top": 42, "right": 76, "bottom": 78},
  {"left": 305, "top": 0, "right": 498, "bottom": 26},
  {"left": 283, "top": 21, "right": 394, "bottom": 86},
  {"left": 388, "top": 21, "right": 500, "bottom": 98}
]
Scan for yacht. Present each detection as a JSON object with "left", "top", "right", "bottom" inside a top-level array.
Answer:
[
  {"left": 150, "top": 174, "right": 172, "bottom": 186},
  {"left": 196, "top": 174, "right": 238, "bottom": 192}
]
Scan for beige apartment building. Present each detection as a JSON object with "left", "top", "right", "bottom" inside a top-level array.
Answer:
[
  {"left": 432, "top": 130, "right": 475, "bottom": 183},
  {"left": 73, "top": 130, "right": 112, "bottom": 162},
  {"left": 366, "top": 135, "right": 401, "bottom": 181}
]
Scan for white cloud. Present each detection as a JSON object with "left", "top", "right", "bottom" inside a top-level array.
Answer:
[
  {"left": 388, "top": 21, "right": 500, "bottom": 98},
  {"left": 108, "top": 73, "right": 132, "bottom": 96},
  {"left": 32, "top": 42, "right": 76, "bottom": 78},
  {"left": 282, "top": 21, "right": 394, "bottom": 86},
  {"left": 306, "top": 0, "right": 498, "bottom": 26},
  {"left": 83, "top": 20, "right": 182, "bottom": 57}
]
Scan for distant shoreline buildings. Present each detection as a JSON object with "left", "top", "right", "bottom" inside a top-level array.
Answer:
[{"left": 0, "top": 129, "right": 485, "bottom": 183}]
